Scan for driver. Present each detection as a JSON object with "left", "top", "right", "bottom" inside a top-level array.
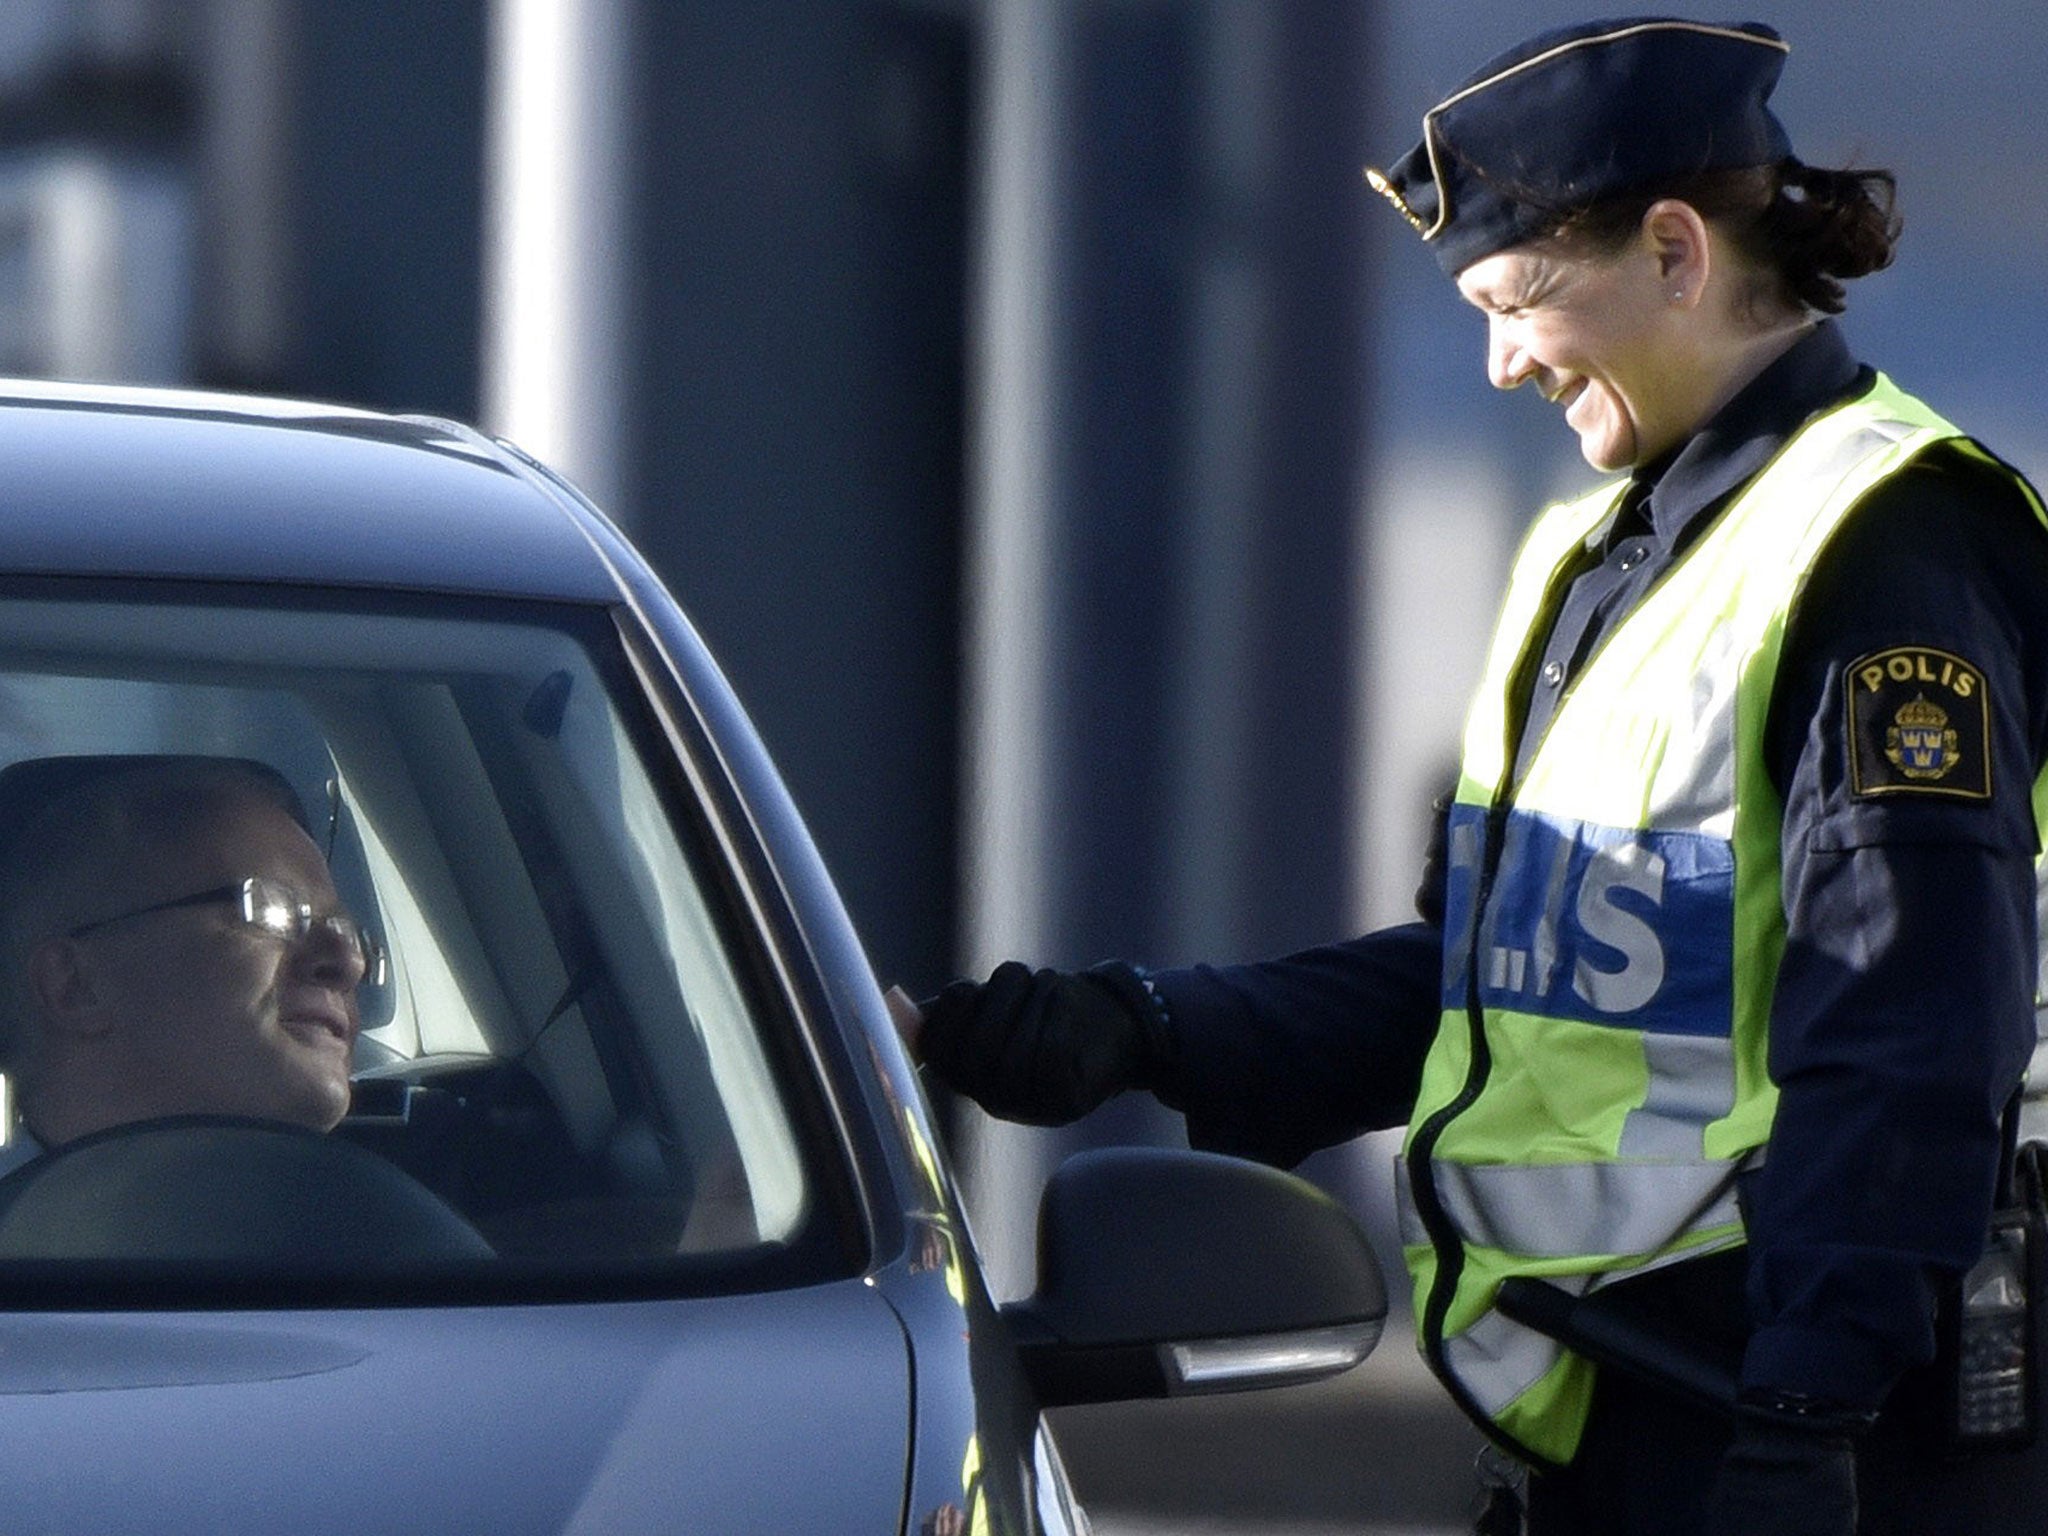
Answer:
[{"left": 0, "top": 756, "right": 374, "bottom": 1154}]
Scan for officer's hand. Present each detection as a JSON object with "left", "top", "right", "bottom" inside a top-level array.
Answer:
[
  {"left": 914, "top": 960, "right": 1168, "bottom": 1126},
  {"left": 1701, "top": 1416, "right": 1857, "bottom": 1536}
]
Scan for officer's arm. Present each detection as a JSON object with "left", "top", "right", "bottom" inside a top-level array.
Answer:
[
  {"left": 1743, "top": 454, "right": 2048, "bottom": 1415},
  {"left": 1142, "top": 923, "right": 1443, "bottom": 1166},
  {"left": 912, "top": 917, "right": 1444, "bottom": 1165}
]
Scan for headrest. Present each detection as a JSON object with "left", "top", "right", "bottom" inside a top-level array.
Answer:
[{"left": 0, "top": 755, "right": 312, "bottom": 863}]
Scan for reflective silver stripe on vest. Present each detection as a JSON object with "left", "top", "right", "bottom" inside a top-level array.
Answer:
[
  {"left": 1414, "top": 1155, "right": 1745, "bottom": 1260},
  {"left": 1395, "top": 1155, "right": 1427, "bottom": 1247},
  {"left": 1618, "top": 1034, "right": 1738, "bottom": 1158},
  {"left": 1637, "top": 422, "right": 1907, "bottom": 841},
  {"left": 1437, "top": 1233, "right": 1751, "bottom": 1418},
  {"left": 1442, "top": 1275, "right": 1589, "bottom": 1417},
  {"left": 1645, "top": 621, "right": 1740, "bottom": 838}
]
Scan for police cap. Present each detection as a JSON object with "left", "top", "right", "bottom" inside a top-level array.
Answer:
[{"left": 1367, "top": 18, "right": 1794, "bottom": 274}]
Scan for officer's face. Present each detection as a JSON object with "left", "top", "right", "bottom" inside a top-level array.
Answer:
[{"left": 1458, "top": 240, "right": 1695, "bottom": 471}]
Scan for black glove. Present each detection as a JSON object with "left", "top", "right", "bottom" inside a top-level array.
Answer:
[
  {"left": 1701, "top": 1413, "right": 1858, "bottom": 1536},
  {"left": 916, "top": 960, "right": 1169, "bottom": 1126}
]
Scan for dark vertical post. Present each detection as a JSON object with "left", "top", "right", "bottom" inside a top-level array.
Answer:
[
  {"left": 953, "top": 0, "right": 1377, "bottom": 1298},
  {"left": 627, "top": 3, "right": 971, "bottom": 994},
  {"left": 274, "top": 0, "right": 486, "bottom": 417},
  {"left": 1042, "top": 0, "right": 1372, "bottom": 971}
]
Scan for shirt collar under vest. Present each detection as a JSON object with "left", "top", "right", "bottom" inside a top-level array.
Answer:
[{"left": 1623, "top": 320, "right": 1871, "bottom": 559}]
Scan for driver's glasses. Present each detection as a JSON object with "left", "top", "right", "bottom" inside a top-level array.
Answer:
[{"left": 68, "top": 875, "right": 386, "bottom": 986}]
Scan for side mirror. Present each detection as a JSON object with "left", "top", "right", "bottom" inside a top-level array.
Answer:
[{"left": 1001, "top": 1146, "right": 1387, "bottom": 1408}]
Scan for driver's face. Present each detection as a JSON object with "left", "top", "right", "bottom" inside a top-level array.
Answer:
[{"left": 73, "top": 795, "right": 364, "bottom": 1132}]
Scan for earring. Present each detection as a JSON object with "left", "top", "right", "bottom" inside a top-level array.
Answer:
[{"left": 1670, "top": 289, "right": 1686, "bottom": 304}]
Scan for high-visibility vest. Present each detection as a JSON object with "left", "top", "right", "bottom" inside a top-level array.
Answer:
[{"left": 1399, "top": 374, "right": 2048, "bottom": 1466}]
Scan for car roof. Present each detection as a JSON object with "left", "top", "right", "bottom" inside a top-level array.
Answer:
[{"left": 0, "top": 378, "right": 623, "bottom": 602}]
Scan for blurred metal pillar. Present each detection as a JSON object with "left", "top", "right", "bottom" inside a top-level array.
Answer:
[
  {"left": 0, "top": 1, "right": 195, "bottom": 383},
  {"left": 194, "top": 0, "right": 291, "bottom": 388},
  {"left": 956, "top": 0, "right": 1073, "bottom": 1301},
  {"left": 959, "top": 0, "right": 1374, "bottom": 1297},
  {"left": 963, "top": 0, "right": 1065, "bottom": 979},
  {"left": 240, "top": 0, "right": 485, "bottom": 419},
  {"left": 481, "top": 0, "right": 631, "bottom": 518}
]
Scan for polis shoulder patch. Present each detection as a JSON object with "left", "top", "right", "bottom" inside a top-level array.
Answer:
[{"left": 1845, "top": 646, "right": 1991, "bottom": 801}]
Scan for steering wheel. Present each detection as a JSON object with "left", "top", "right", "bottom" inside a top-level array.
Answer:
[{"left": 0, "top": 1116, "right": 495, "bottom": 1267}]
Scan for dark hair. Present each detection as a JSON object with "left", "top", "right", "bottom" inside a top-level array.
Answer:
[
  {"left": 0, "top": 758, "right": 309, "bottom": 1075},
  {"left": 1540, "top": 160, "right": 1901, "bottom": 316}
]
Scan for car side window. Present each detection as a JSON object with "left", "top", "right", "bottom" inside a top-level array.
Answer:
[{"left": 0, "top": 589, "right": 844, "bottom": 1297}]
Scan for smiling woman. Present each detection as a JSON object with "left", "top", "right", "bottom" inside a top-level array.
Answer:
[
  {"left": 1458, "top": 235, "right": 1689, "bottom": 470},
  {"left": 1452, "top": 166, "right": 1897, "bottom": 471},
  {"left": 912, "top": 16, "right": 2048, "bottom": 1536}
]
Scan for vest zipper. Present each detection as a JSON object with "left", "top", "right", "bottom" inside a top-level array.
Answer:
[
  {"left": 1403, "top": 532, "right": 1598, "bottom": 1470},
  {"left": 1405, "top": 799, "right": 1556, "bottom": 1465}
]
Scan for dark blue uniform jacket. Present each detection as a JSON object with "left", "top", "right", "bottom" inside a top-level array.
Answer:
[{"left": 1148, "top": 322, "right": 2048, "bottom": 1413}]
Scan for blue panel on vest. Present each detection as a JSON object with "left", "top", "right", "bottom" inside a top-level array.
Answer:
[{"left": 1440, "top": 804, "right": 1735, "bottom": 1035}]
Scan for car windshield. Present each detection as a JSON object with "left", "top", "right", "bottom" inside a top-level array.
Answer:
[{"left": 0, "top": 584, "right": 847, "bottom": 1303}]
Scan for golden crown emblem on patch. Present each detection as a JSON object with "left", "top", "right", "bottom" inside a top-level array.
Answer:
[{"left": 1885, "top": 694, "right": 1958, "bottom": 781}]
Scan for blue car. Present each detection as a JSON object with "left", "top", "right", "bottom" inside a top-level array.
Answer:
[{"left": 0, "top": 380, "right": 1387, "bottom": 1533}]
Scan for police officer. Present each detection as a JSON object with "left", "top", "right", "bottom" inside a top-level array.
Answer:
[{"left": 903, "top": 18, "right": 2048, "bottom": 1536}]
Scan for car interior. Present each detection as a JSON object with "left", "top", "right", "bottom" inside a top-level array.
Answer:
[{"left": 0, "top": 585, "right": 842, "bottom": 1299}]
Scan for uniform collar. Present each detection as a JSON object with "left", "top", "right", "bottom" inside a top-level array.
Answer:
[{"left": 1630, "top": 320, "right": 1869, "bottom": 550}]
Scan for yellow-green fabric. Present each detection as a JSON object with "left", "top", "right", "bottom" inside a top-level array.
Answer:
[{"left": 1399, "top": 375, "right": 2048, "bottom": 1466}]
